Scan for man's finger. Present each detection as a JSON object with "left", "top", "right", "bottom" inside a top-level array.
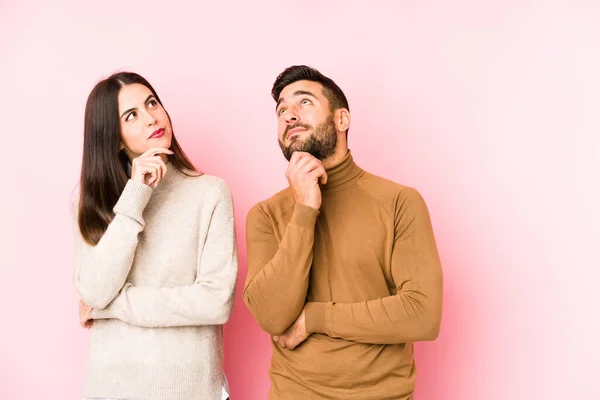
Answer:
[
  {"left": 308, "top": 167, "right": 327, "bottom": 182},
  {"left": 289, "top": 151, "right": 302, "bottom": 165},
  {"left": 319, "top": 172, "right": 328, "bottom": 184},
  {"left": 290, "top": 155, "right": 313, "bottom": 174}
]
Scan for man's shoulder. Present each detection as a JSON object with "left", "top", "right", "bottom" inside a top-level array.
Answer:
[{"left": 356, "top": 170, "right": 425, "bottom": 212}]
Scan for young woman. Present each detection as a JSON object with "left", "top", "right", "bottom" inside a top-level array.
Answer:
[{"left": 73, "top": 72, "right": 237, "bottom": 400}]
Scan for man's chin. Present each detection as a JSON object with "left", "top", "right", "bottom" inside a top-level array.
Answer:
[
  {"left": 281, "top": 144, "right": 305, "bottom": 161},
  {"left": 294, "top": 149, "right": 324, "bottom": 160}
]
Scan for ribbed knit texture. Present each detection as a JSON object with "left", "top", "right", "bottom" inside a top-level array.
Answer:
[{"left": 73, "top": 166, "right": 238, "bottom": 400}]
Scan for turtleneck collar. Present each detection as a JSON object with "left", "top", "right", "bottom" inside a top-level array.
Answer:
[{"left": 321, "top": 150, "right": 363, "bottom": 191}]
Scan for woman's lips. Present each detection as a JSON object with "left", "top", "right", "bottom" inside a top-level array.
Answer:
[{"left": 149, "top": 128, "right": 165, "bottom": 139}]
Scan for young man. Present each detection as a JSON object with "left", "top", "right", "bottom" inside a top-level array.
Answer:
[{"left": 244, "top": 65, "right": 443, "bottom": 399}]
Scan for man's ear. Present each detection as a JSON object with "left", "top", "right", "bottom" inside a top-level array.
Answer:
[{"left": 335, "top": 108, "right": 351, "bottom": 133}]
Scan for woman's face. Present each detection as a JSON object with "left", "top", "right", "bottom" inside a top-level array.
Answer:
[{"left": 118, "top": 83, "right": 172, "bottom": 159}]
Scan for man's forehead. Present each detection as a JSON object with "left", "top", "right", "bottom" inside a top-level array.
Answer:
[{"left": 279, "top": 80, "right": 324, "bottom": 100}]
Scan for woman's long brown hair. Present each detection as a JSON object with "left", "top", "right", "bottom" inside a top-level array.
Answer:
[{"left": 78, "top": 72, "right": 198, "bottom": 246}]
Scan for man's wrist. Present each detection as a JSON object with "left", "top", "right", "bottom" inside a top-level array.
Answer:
[{"left": 304, "top": 302, "right": 329, "bottom": 334}]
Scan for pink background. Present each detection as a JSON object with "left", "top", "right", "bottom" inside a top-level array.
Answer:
[{"left": 1, "top": 0, "right": 599, "bottom": 399}]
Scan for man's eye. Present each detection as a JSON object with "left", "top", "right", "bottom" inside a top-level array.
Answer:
[
  {"left": 301, "top": 99, "right": 311, "bottom": 105},
  {"left": 279, "top": 108, "right": 286, "bottom": 115}
]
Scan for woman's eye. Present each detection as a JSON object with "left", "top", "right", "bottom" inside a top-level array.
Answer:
[
  {"left": 148, "top": 100, "right": 157, "bottom": 108},
  {"left": 126, "top": 111, "right": 136, "bottom": 121}
]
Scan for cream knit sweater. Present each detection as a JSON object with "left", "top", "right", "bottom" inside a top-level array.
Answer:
[{"left": 72, "top": 166, "right": 238, "bottom": 399}]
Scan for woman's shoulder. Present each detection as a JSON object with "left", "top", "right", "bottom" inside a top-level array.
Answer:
[{"left": 177, "top": 171, "right": 232, "bottom": 200}]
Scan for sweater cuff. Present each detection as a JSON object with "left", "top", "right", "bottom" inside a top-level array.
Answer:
[
  {"left": 290, "top": 203, "right": 320, "bottom": 230},
  {"left": 305, "top": 302, "right": 329, "bottom": 334},
  {"left": 90, "top": 307, "right": 113, "bottom": 320},
  {"left": 113, "top": 180, "right": 153, "bottom": 225}
]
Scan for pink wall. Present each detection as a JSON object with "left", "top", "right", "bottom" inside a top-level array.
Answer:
[{"left": 1, "top": 1, "right": 599, "bottom": 399}]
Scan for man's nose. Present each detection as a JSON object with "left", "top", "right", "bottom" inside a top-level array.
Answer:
[{"left": 285, "top": 109, "right": 298, "bottom": 124}]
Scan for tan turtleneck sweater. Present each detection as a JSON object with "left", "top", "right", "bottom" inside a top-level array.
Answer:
[
  {"left": 72, "top": 166, "right": 238, "bottom": 400},
  {"left": 244, "top": 151, "right": 443, "bottom": 400}
]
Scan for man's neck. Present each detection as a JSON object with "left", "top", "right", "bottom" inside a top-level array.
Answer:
[{"left": 322, "top": 148, "right": 349, "bottom": 170}]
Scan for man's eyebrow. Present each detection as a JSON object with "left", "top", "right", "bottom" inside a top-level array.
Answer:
[{"left": 293, "top": 90, "right": 317, "bottom": 98}]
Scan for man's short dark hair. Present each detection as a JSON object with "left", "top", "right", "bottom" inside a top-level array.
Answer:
[{"left": 272, "top": 65, "right": 349, "bottom": 113}]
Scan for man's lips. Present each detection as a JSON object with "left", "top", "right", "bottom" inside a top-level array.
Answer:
[{"left": 287, "top": 127, "right": 307, "bottom": 137}]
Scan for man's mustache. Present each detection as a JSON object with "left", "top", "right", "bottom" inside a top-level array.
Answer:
[{"left": 285, "top": 123, "right": 312, "bottom": 136}]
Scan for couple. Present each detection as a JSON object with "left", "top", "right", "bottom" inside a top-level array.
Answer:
[{"left": 73, "top": 66, "right": 443, "bottom": 400}]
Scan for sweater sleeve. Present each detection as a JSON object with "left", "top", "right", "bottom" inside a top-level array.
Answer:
[
  {"left": 73, "top": 180, "right": 153, "bottom": 309},
  {"left": 243, "top": 202, "right": 319, "bottom": 335},
  {"left": 304, "top": 187, "right": 443, "bottom": 344},
  {"left": 90, "top": 180, "right": 238, "bottom": 328}
]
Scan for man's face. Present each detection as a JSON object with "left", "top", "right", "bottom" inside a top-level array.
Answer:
[{"left": 276, "top": 80, "right": 337, "bottom": 161}]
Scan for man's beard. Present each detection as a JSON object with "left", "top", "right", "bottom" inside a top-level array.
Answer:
[{"left": 279, "top": 115, "right": 337, "bottom": 161}]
